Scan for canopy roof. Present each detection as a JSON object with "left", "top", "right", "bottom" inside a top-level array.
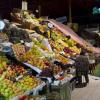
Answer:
[{"left": 49, "top": 19, "right": 100, "bottom": 55}]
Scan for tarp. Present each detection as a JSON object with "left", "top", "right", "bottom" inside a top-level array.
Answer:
[{"left": 49, "top": 19, "right": 100, "bottom": 55}]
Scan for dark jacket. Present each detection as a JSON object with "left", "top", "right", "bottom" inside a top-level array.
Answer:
[{"left": 74, "top": 55, "right": 89, "bottom": 72}]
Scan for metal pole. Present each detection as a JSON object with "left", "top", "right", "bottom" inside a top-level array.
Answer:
[
  {"left": 69, "top": 0, "right": 72, "bottom": 23},
  {"left": 38, "top": 0, "right": 41, "bottom": 17},
  {"left": 38, "top": 5, "right": 41, "bottom": 17}
]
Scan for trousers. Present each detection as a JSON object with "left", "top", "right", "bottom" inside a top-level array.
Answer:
[{"left": 76, "top": 71, "right": 89, "bottom": 83}]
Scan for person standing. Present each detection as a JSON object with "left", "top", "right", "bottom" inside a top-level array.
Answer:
[{"left": 75, "top": 54, "right": 89, "bottom": 85}]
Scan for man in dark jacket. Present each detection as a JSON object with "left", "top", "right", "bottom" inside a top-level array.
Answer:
[{"left": 75, "top": 55, "right": 89, "bottom": 84}]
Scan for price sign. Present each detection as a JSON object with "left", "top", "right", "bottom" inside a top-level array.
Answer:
[
  {"left": 22, "top": 1, "right": 28, "bottom": 10},
  {"left": 48, "top": 23, "right": 53, "bottom": 29}
]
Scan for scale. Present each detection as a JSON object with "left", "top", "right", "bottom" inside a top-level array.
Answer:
[
  {"left": 0, "top": 20, "right": 5, "bottom": 51},
  {"left": 47, "top": 23, "right": 54, "bottom": 38},
  {"left": 0, "top": 20, "right": 5, "bottom": 32},
  {"left": 0, "top": 20, "right": 12, "bottom": 54}
]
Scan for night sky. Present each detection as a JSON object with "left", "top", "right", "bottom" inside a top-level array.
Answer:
[{"left": 0, "top": 0, "right": 100, "bottom": 23}]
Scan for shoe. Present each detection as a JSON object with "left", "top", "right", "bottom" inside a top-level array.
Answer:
[
  {"left": 84, "top": 83, "right": 87, "bottom": 87},
  {"left": 86, "top": 82, "right": 89, "bottom": 84}
]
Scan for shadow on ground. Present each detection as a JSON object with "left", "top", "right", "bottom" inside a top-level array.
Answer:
[{"left": 75, "top": 83, "right": 87, "bottom": 88}]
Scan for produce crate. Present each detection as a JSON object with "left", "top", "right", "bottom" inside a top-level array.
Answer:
[
  {"left": 12, "top": 95, "right": 46, "bottom": 100},
  {"left": 5, "top": 54, "right": 39, "bottom": 76},
  {"left": 46, "top": 92, "right": 60, "bottom": 100},
  {"left": 69, "top": 78, "right": 76, "bottom": 91},
  {"left": 23, "top": 62, "right": 42, "bottom": 74},
  {"left": 11, "top": 82, "right": 46, "bottom": 100}
]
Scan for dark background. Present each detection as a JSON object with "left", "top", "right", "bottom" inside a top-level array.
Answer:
[{"left": 0, "top": 0, "right": 100, "bottom": 23}]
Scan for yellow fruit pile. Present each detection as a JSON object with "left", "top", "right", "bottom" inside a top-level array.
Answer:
[
  {"left": 22, "top": 51, "right": 47, "bottom": 70},
  {"left": 27, "top": 58, "right": 46, "bottom": 70},
  {"left": 55, "top": 54, "right": 69, "bottom": 64},
  {"left": 12, "top": 44, "right": 26, "bottom": 60},
  {"left": 69, "top": 46, "right": 81, "bottom": 55},
  {"left": 0, "top": 79, "right": 24, "bottom": 99},
  {"left": 16, "top": 75, "right": 40, "bottom": 91},
  {"left": 0, "top": 32, "right": 9, "bottom": 41}
]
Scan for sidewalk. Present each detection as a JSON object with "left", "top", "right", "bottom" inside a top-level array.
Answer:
[{"left": 71, "top": 75, "right": 100, "bottom": 100}]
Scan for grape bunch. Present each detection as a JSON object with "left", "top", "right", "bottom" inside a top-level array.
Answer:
[
  {"left": 39, "top": 21, "right": 47, "bottom": 25},
  {"left": 40, "top": 68, "right": 53, "bottom": 77},
  {"left": 63, "top": 47, "right": 73, "bottom": 54}
]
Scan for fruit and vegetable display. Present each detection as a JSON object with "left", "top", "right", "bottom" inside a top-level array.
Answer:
[
  {"left": 1, "top": 13, "right": 80, "bottom": 83},
  {"left": 0, "top": 10, "right": 97, "bottom": 100},
  {"left": 22, "top": 10, "right": 43, "bottom": 26},
  {"left": 5, "top": 65, "right": 27, "bottom": 79},
  {"left": 11, "top": 9, "right": 44, "bottom": 29},
  {"left": 2, "top": 9, "right": 100, "bottom": 100},
  {"left": 5, "top": 27, "right": 31, "bottom": 43},
  {"left": 31, "top": 37, "right": 50, "bottom": 52},
  {"left": 3, "top": 20, "right": 80, "bottom": 74},
  {"left": 55, "top": 54, "right": 69, "bottom": 64},
  {"left": 0, "top": 53, "right": 9, "bottom": 73},
  {"left": 46, "top": 27, "right": 81, "bottom": 55},
  {"left": 16, "top": 75, "right": 41, "bottom": 91},
  {"left": 0, "top": 32, "right": 9, "bottom": 42},
  {"left": 34, "top": 23, "right": 81, "bottom": 57},
  {"left": 4, "top": 13, "right": 81, "bottom": 60},
  {"left": 22, "top": 54, "right": 48, "bottom": 70},
  {"left": 39, "top": 64, "right": 63, "bottom": 77},
  {"left": 0, "top": 79, "right": 24, "bottom": 100},
  {"left": 0, "top": 54, "right": 44, "bottom": 100},
  {"left": 39, "top": 67, "right": 53, "bottom": 77},
  {"left": 12, "top": 44, "right": 26, "bottom": 60},
  {"left": 18, "top": 95, "right": 44, "bottom": 100},
  {"left": 0, "top": 17, "right": 81, "bottom": 76}
]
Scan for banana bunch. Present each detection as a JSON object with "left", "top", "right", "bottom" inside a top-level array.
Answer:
[
  {"left": 55, "top": 54, "right": 69, "bottom": 64},
  {"left": 27, "top": 57, "right": 47, "bottom": 70},
  {"left": 70, "top": 46, "right": 81, "bottom": 54}
]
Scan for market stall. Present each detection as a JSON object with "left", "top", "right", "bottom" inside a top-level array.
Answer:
[{"left": 0, "top": 9, "right": 84, "bottom": 100}]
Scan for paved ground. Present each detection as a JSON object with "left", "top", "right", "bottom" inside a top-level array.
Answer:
[{"left": 71, "top": 75, "right": 100, "bottom": 100}]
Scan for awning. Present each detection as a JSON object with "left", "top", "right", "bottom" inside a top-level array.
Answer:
[{"left": 49, "top": 19, "right": 100, "bottom": 55}]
